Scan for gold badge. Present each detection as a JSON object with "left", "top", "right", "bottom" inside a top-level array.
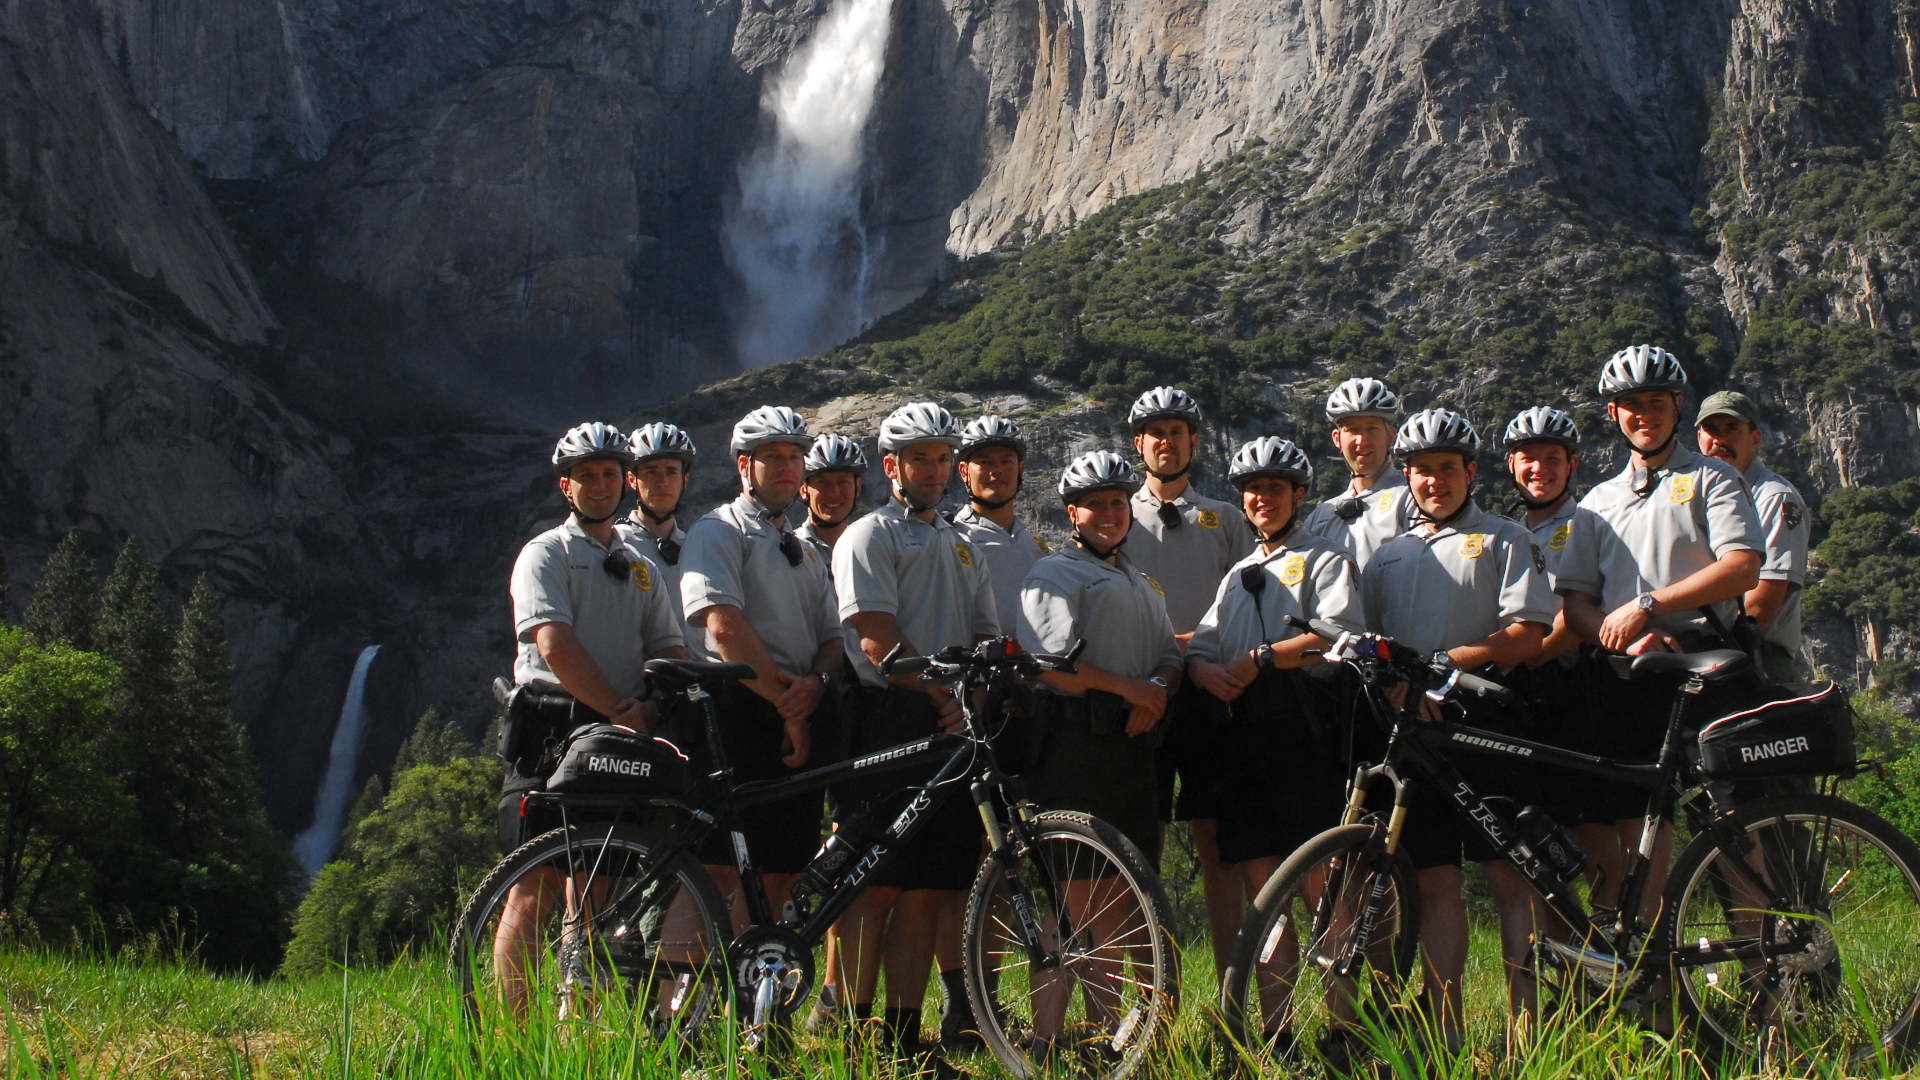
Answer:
[
  {"left": 1144, "top": 574, "right": 1165, "bottom": 595},
  {"left": 1198, "top": 509, "right": 1220, "bottom": 529},
  {"left": 1549, "top": 523, "right": 1570, "bottom": 551},
  {"left": 634, "top": 562, "right": 653, "bottom": 590},
  {"left": 955, "top": 543, "right": 974, "bottom": 569},
  {"left": 1035, "top": 536, "right": 1051, "bottom": 554},
  {"left": 1376, "top": 491, "right": 1396, "bottom": 514},
  {"left": 1669, "top": 475, "right": 1695, "bottom": 504},
  {"left": 1459, "top": 533, "right": 1485, "bottom": 559},
  {"left": 1279, "top": 554, "right": 1307, "bottom": 586}
]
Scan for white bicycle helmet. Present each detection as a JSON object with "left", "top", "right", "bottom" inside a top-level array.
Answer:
[
  {"left": 1598, "top": 345, "right": 1688, "bottom": 400},
  {"left": 552, "top": 422, "right": 633, "bottom": 476},
  {"left": 1058, "top": 451, "right": 1142, "bottom": 502},
  {"left": 959, "top": 415, "right": 1027, "bottom": 461},
  {"left": 1394, "top": 408, "right": 1482, "bottom": 463},
  {"left": 805, "top": 433, "right": 868, "bottom": 477},
  {"left": 730, "top": 406, "right": 813, "bottom": 456},
  {"left": 1128, "top": 386, "right": 1203, "bottom": 432},
  {"left": 878, "top": 402, "right": 963, "bottom": 455},
  {"left": 1228, "top": 437, "right": 1314, "bottom": 488},
  {"left": 1502, "top": 407, "right": 1580, "bottom": 451},
  {"left": 628, "top": 422, "right": 697, "bottom": 468},
  {"left": 1325, "top": 377, "right": 1402, "bottom": 422}
]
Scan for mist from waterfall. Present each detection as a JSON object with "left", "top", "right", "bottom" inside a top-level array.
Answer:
[
  {"left": 723, "top": 0, "right": 895, "bottom": 367},
  {"left": 293, "top": 645, "right": 381, "bottom": 878}
]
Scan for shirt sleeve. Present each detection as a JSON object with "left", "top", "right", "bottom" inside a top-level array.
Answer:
[
  {"left": 1552, "top": 506, "right": 1604, "bottom": 600},
  {"left": 1755, "top": 486, "right": 1810, "bottom": 586},
  {"left": 1185, "top": 574, "right": 1237, "bottom": 665},
  {"left": 1016, "top": 567, "right": 1079, "bottom": 656},
  {"left": 1498, "top": 532, "right": 1557, "bottom": 628},
  {"left": 512, "top": 536, "right": 573, "bottom": 641},
  {"left": 1701, "top": 466, "right": 1764, "bottom": 558},
  {"left": 636, "top": 553, "right": 686, "bottom": 655},
  {"left": 679, "top": 517, "right": 745, "bottom": 623},
  {"left": 833, "top": 520, "right": 901, "bottom": 619},
  {"left": 967, "top": 541, "right": 1001, "bottom": 639},
  {"left": 1312, "top": 549, "right": 1367, "bottom": 633}
]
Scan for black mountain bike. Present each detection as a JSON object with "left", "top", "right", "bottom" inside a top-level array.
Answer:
[
  {"left": 452, "top": 639, "right": 1179, "bottom": 1079},
  {"left": 1217, "top": 617, "right": 1920, "bottom": 1070}
]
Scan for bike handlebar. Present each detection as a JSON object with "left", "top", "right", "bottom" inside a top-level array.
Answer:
[
  {"left": 879, "top": 637, "right": 1081, "bottom": 679},
  {"left": 1283, "top": 616, "right": 1520, "bottom": 708}
]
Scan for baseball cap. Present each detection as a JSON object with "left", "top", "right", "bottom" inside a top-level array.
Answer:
[{"left": 1696, "top": 391, "right": 1761, "bottom": 427}]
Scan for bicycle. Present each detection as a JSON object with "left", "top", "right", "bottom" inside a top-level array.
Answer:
[
  {"left": 1216, "top": 616, "right": 1920, "bottom": 1071},
  {"left": 451, "top": 638, "right": 1180, "bottom": 1079}
]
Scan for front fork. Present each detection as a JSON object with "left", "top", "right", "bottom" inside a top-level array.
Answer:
[{"left": 976, "top": 773, "right": 1064, "bottom": 971}]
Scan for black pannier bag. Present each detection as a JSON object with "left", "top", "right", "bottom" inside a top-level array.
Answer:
[
  {"left": 1696, "top": 681, "right": 1857, "bottom": 780},
  {"left": 546, "top": 723, "right": 693, "bottom": 797}
]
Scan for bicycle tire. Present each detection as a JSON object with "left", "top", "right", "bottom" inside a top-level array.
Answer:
[
  {"left": 451, "top": 823, "right": 734, "bottom": 1043},
  {"left": 1664, "top": 793, "right": 1920, "bottom": 1068},
  {"left": 1216, "top": 823, "right": 1419, "bottom": 1072},
  {"left": 961, "top": 811, "right": 1180, "bottom": 1080}
]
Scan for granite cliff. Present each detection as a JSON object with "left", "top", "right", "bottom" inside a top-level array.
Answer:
[{"left": 2, "top": 0, "right": 1917, "bottom": 835}]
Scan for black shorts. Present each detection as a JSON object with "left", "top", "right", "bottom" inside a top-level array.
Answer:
[
  {"left": 1396, "top": 692, "right": 1539, "bottom": 871},
  {"left": 1156, "top": 679, "right": 1230, "bottom": 822},
  {"left": 1028, "top": 694, "right": 1163, "bottom": 866},
  {"left": 839, "top": 685, "right": 982, "bottom": 892},
  {"left": 1213, "top": 669, "right": 1349, "bottom": 865},
  {"left": 685, "top": 681, "right": 831, "bottom": 874}
]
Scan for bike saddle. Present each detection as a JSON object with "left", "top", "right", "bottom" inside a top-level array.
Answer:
[
  {"left": 1607, "top": 649, "right": 1749, "bottom": 681},
  {"left": 644, "top": 658, "right": 759, "bottom": 687}
]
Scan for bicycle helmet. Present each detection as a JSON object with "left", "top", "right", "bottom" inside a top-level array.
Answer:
[
  {"left": 1058, "top": 451, "right": 1142, "bottom": 503},
  {"left": 552, "top": 422, "right": 633, "bottom": 476},
  {"left": 1324, "top": 378, "right": 1402, "bottom": 422},
  {"left": 627, "top": 422, "right": 697, "bottom": 468},
  {"left": 1393, "top": 408, "right": 1482, "bottom": 464},
  {"left": 730, "top": 406, "right": 813, "bottom": 456},
  {"left": 1502, "top": 407, "right": 1580, "bottom": 452},
  {"left": 959, "top": 415, "right": 1027, "bottom": 461},
  {"left": 1597, "top": 345, "right": 1688, "bottom": 400},
  {"left": 1228, "top": 437, "right": 1314, "bottom": 488},
  {"left": 805, "top": 433, "right": 868, "bottom": 477},
  {"left": 1128, "top": 387, "right": 1203, "bottom": 432},
  {"left": 878, "top": 402, "right": 963, "bottom": 454}
]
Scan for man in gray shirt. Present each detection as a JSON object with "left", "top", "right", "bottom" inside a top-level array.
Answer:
[
  {"left": 797, "top": 433, "right": 868, "bottom": 559},
  {"left": 832, "top": 402, "right": 999, "bottom": 1064},
  {"left": 1120, "top": 386, "right": 1253, "bottom": 979},
  {"left": 500, "top": 421, "right": 690, "bottom": 1012},
  {"left": 950, "top": 415, "right": 1051, "bottom": 636},
  {"left": 1305, "top": 377, "right": 1414, "bottom": 569},
  {"left": 624, "top": 423, "right": 698, "bottom": 617},
  {"left": 1695, "top": 390, "right": 1811, "bottom": 681},
  {"left": 679, "top": 406, "right": 847, "bottom": 931}
]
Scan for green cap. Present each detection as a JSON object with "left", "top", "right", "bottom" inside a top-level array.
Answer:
[{"left": 1696, "top": 390, "right": 1760, "bottom": 427}]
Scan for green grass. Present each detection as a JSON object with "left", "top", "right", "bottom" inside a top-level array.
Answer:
[{"left": 2, "top": 927, "right": 1890, "bottom": 1080}]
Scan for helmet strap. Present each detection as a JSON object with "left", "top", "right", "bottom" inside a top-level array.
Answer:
[
  {"left": 1145, "top": 463, "right": 1191, "bottom": 483},
  {"left": 1071, "top": 531, "right": 1128, "bottom": 561},
  {"left": 894, "top": 480, "right": 945, "bottom": 515},
  {"left": 967, "top": 471, "right": 1021, "bottom": 512},
  {"left": 809, "top": 508, "right": 852, "bottom": 530},
  {"left": 1414, "top": 496, "right": 1473, "bottom": 531},
  {"left": 638, "top": 500, "right": 680, "bottom": 526},
  {"left": 573, "top": 507, "right": 620, "bottom": 526},
  {"left": 1510, "top": 473, "right": 1569, "bottom": 512}
]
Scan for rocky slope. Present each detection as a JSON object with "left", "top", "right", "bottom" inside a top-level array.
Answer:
[{"left": 5, "top": 0, "right": 1920, "bottom": 838}]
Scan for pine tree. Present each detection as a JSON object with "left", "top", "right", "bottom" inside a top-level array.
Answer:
[
  {"left": 392, "top": 707, "right": 474, "bottom": 774},
  {"left": 23, "top": 532, "right": 97, "bottom": 650}
]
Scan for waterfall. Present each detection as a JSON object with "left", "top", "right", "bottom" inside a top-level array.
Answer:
[
  {"left": 722, "top": 0, "right": 896, "bottom": 367},
  {"left": 293, "top": 645, "right": 381, "bottom": 877}
]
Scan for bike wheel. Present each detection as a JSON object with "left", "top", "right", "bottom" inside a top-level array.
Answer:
[
  {"left": 1216, "top": 823, "right": 1419, "bottom": 1072},
  {"left": 962, "top": 811, "right": 1180, "bottom": 1079},
  {"left": 1664, "top": 793, "right": 1920, "bottom": 1067},
  {"left": 451, "top": 823, "right": 733, "bottom": 1044}
]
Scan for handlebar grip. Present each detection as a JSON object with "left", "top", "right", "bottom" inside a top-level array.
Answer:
[
  {"left": 1284, "top": 614, "right": 1313, "bottom": 634},
  {"left": 887, "top": 655, "right": 935, "bottom": 677},
  {"left": 878, "top": 642, "right": 905, "bottom": 676},
  {"left": 1065, "top": 639, "right": 1086, "bottom": 663},
  {"left": 1453, "top": 671, "right": 1519, "bottom": 707}
]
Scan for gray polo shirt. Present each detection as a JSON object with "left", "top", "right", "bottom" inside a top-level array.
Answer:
[
  {"left": 1126, "top": 486, "right": 1255, "bottom": 635},
  {"left": 1742, "top": 458, "right": 1810, "bottom": 653},
  {"left": 680, "top": 494, "right": 842, "bottom": 676},
  {"left": 834, "top": 499, "right": 1001, "bottom": 688},
  {"left": 511, "top": 517, "right": 685, "bottom": 694},
  {"left": 951, "top": 504, "right": 1053, "bottom": 637},
  {"left": 625, "top": 515, "right": 688, "bottom": 624},
  {"left": 1305, "top": 471, "right": 1414, "bottom": 572},
  {"left": 1017, "top": 543, "right": 1182, "bottom": 697},
  {"left": 1188, "top": 525, "right": 1364, "bottom": 665},
  {"left": 795, "top": 518, "right": 835, "bottom": 568},
  {"left": 1363, "top": 501, "right": 1556, "bottom": 657},
  {"left": 1555, "top": 445, "right": 1763, "bottom": 639}
]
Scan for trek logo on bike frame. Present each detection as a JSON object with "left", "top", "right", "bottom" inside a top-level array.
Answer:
[
  {"left": 1451, "top": 731, "right": 1533, "bottom": 757},
  {"left": 852, "top": 739, "right": 934, "bottom": 769}
]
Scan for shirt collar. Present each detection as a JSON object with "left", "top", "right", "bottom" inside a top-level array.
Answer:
[
  {"left": 953, "top": 504, "right": 1021, "bottom": 537},
  {"left": 879, "top": 497, "right": 950, "bottom": 530},
  {"left": 1344, "top": 470, "right": 1407, "bottom": 500},
  {"left": 731, "top": 493, "right": 795, "bottom": 530},
  {"left": 1252, "top": 521, "right": 1310, "bottom": 561},
  {"left": 1614, "top": 442, "right": 1704, "bottom": 483},
  {"left": 1059, "top": 538, "right": 1132, "bottom": 575},
  {"left": 1415, "top": 499, "right": 1488, "bottom": 540},
  {"left": 1740, "top": 457, "right": 1772, "bottom": 487},
  {"left": 562, "top": 514, "right": 618, "bottom": 553}
]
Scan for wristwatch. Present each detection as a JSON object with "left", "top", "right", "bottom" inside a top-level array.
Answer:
[
  {"left": 1636, "top": 592, "right": 1657, "bottom": 614},
  {"left": 1148, "top": 675, "right": 1171, "bottom": 690},
  {"left": 1253, "top": 642, "right": 1276, "bottom": 670}
]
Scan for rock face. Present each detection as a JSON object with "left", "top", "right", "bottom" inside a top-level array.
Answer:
[{"left": 6, "top": 0, "right": 1920, "bottom": 836}]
